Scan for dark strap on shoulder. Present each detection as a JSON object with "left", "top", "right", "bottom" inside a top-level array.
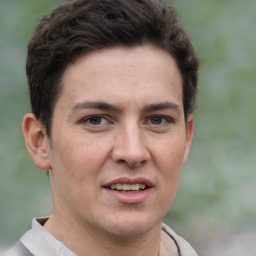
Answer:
[{"left": 14, "top": 241, "right": 34, "bottom": 256}]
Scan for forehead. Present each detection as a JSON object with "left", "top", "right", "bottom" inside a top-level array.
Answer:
[
  {"left": 67, "top": 45, "right": 180, "bottom": 80},
  {"left": 56, "top": 45, "right": 183, "bottom": 112}
]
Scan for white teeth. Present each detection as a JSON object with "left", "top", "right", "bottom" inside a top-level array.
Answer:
[
  {"left": 141, "top": 184, "right": 146, "bottom": 190},
  {"left": 123, "top": 184, "right": 131, "bottom": 190},
  {"left": 131, "top": 184, "right": 139, "bottom": 191},
  {"left": 116, "top": 184, "right": 122, "bottom": 190},
  {"left": 109, "top": 183, "right": 146, "bottom": 191}
]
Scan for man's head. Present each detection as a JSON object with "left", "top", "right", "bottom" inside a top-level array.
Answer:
[
  {"left": 24, "top": 44, "right": 195, "bottom": 240},
  {"left": 26, "top": 0, "right": 199, "bottom": 136},
  {"left": 22, "top": 0, "right": 199, "bottom": 249}
]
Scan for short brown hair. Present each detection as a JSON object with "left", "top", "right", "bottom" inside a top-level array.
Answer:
[{"left": 26, "top": 0, "right": 199, "bottom": 135}]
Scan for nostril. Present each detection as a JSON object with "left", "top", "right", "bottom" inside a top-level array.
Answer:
[
  {"left": 111, "top": 132, "right": 150, "bottom": 167},
  {"left": 123, "top": 159, "right": 146, "bottom": 168}
]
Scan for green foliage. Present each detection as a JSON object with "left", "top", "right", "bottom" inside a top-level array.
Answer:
[{"left": 1, "top": 0, "right": 255, "bottom": 243}]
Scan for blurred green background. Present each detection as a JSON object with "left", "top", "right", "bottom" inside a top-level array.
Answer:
[{"left": 1, "top": 0, "right": 255, "bottom": 254}]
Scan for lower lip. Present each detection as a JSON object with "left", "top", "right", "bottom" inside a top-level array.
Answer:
[{"left": 103, "top": 188, "right": 153, "bottom": 204}]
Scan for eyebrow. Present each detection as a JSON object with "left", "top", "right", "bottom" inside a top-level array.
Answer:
[
  {"left": 142, "top": 102, "right": 181, "bottom": 113},
  {"left": 71, "top": 101, "right": 122, "bottom": 113},
  {"left": 70, "top": 100, "right": 181, "bottom": 114}
]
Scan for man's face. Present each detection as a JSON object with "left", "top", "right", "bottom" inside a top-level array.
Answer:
[{"left": 45, "top": 45, "right": 193, "bottom": 237}]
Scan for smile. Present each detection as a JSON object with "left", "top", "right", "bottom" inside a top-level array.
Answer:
[
  {"left": 108, "top": 183, "right": 147, "bottom": 192},
  {"left": 103, "top": 177, "right": 154, "bottom": 203}
]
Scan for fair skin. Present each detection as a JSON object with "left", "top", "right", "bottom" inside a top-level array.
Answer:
[{"left": 23, "top": 45, "right": 194, "bottom": 256}]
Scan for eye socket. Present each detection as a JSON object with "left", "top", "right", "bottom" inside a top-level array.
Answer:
[
  {"left": 150, "top": 116, "right": 164, "bottom": 125},
  {"left": 149, "top": 115, "right": 171, "bottom": 125},
  {"left": 89, "top": 116, "right": 104, "bottom": 125},
  {"left": 81, "top": 115, "right": 109, "bottom": 126}
]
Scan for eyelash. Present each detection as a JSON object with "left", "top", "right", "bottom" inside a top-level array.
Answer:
[
  {"left": 78, "top": 114, "right": 174, "bottom": 128},
  {"left": 79, "top": 115, "right": 110, "bottom": 126},
  {"left": 146, "top": 115, "right": 174, "bottom": 126}
]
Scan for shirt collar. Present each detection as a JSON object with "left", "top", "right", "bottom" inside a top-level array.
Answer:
[
  {"left": 20, "top": 217, "right": 194, "bottom": 256},
  {"left": 20, "top": 217, "right": 77, "bottom": 256}
]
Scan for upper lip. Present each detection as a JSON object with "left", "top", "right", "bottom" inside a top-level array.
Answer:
[{"left": 103, "top": 177, "right": 154, "bottom": 188}]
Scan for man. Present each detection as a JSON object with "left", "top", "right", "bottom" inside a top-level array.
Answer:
[{"left": 4, "top": 0, "right": 199, "bottom": 255}]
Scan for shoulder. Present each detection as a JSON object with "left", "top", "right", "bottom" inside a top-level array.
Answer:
[{"left": 162, "top": 223, "right": 198, "bottom": 256}]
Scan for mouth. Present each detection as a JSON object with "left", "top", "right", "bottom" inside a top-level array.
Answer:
[
  {"left": 106, "top": 183, "right": 148, "bottom": 193},
  {"left": 102, "top": 178, "right": 153, "bottom": 203}
]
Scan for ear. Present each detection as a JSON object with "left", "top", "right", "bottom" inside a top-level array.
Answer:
[
  {"left": 183, "top": 114, "right": 194, "bottom": 164},
  {"left": 22, "top": 113, "right": 51, "bottom": 170}
]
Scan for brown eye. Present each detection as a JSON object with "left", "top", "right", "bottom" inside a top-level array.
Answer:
[
  {"left": 79, "top": 115, "right": 113, "bottom": 131},
  {"left": 150, "top": 116, "right": 163, "bottom": 125},
  {"left": 89, "top": 116, "right": 103, "bottom": 125}
]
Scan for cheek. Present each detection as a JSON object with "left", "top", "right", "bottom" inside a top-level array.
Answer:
[
  {"left": 51, "top": 134, "right": 111, "bottom": 181},
  {"left": 154, "top": 136, "right": 187, "bottom": 173},
  {"left": 49, "top": 140, "right": 101, "bottom": 204}
]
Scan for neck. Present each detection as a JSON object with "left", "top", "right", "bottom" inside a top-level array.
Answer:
[{"left": 44, "top": 213, "right": 162, "bottom": 256}]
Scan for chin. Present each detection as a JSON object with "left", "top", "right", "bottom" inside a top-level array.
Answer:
[
  {"left": 106, "top": 224, "right": 152, "bottom": 238},
  {"left": 99, "top": 213, "right": 161, "bottom": 238}
]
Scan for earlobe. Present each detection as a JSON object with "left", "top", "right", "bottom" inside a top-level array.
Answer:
[
  {"left": 183, "top": 114, "right": 194, "bottom": 164},
  {"left": 22, "top": 113, "right": 51, "bottom": 170}
]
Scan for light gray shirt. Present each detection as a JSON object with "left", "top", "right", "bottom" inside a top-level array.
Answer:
[{"left": 3, "top": 217, "right": 198, "bottom": 256}]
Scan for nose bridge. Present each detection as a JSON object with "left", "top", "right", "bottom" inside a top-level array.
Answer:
[
  {"left": 112, "top": 119, "right": 149, "bottom": 167},
  {"left": 124, "top": 121, "right": 144, "bottom": 151}
]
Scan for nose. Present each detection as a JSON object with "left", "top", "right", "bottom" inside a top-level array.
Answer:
[{"left": 111, "top": 123, "right": 150, "bottom": 168}]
